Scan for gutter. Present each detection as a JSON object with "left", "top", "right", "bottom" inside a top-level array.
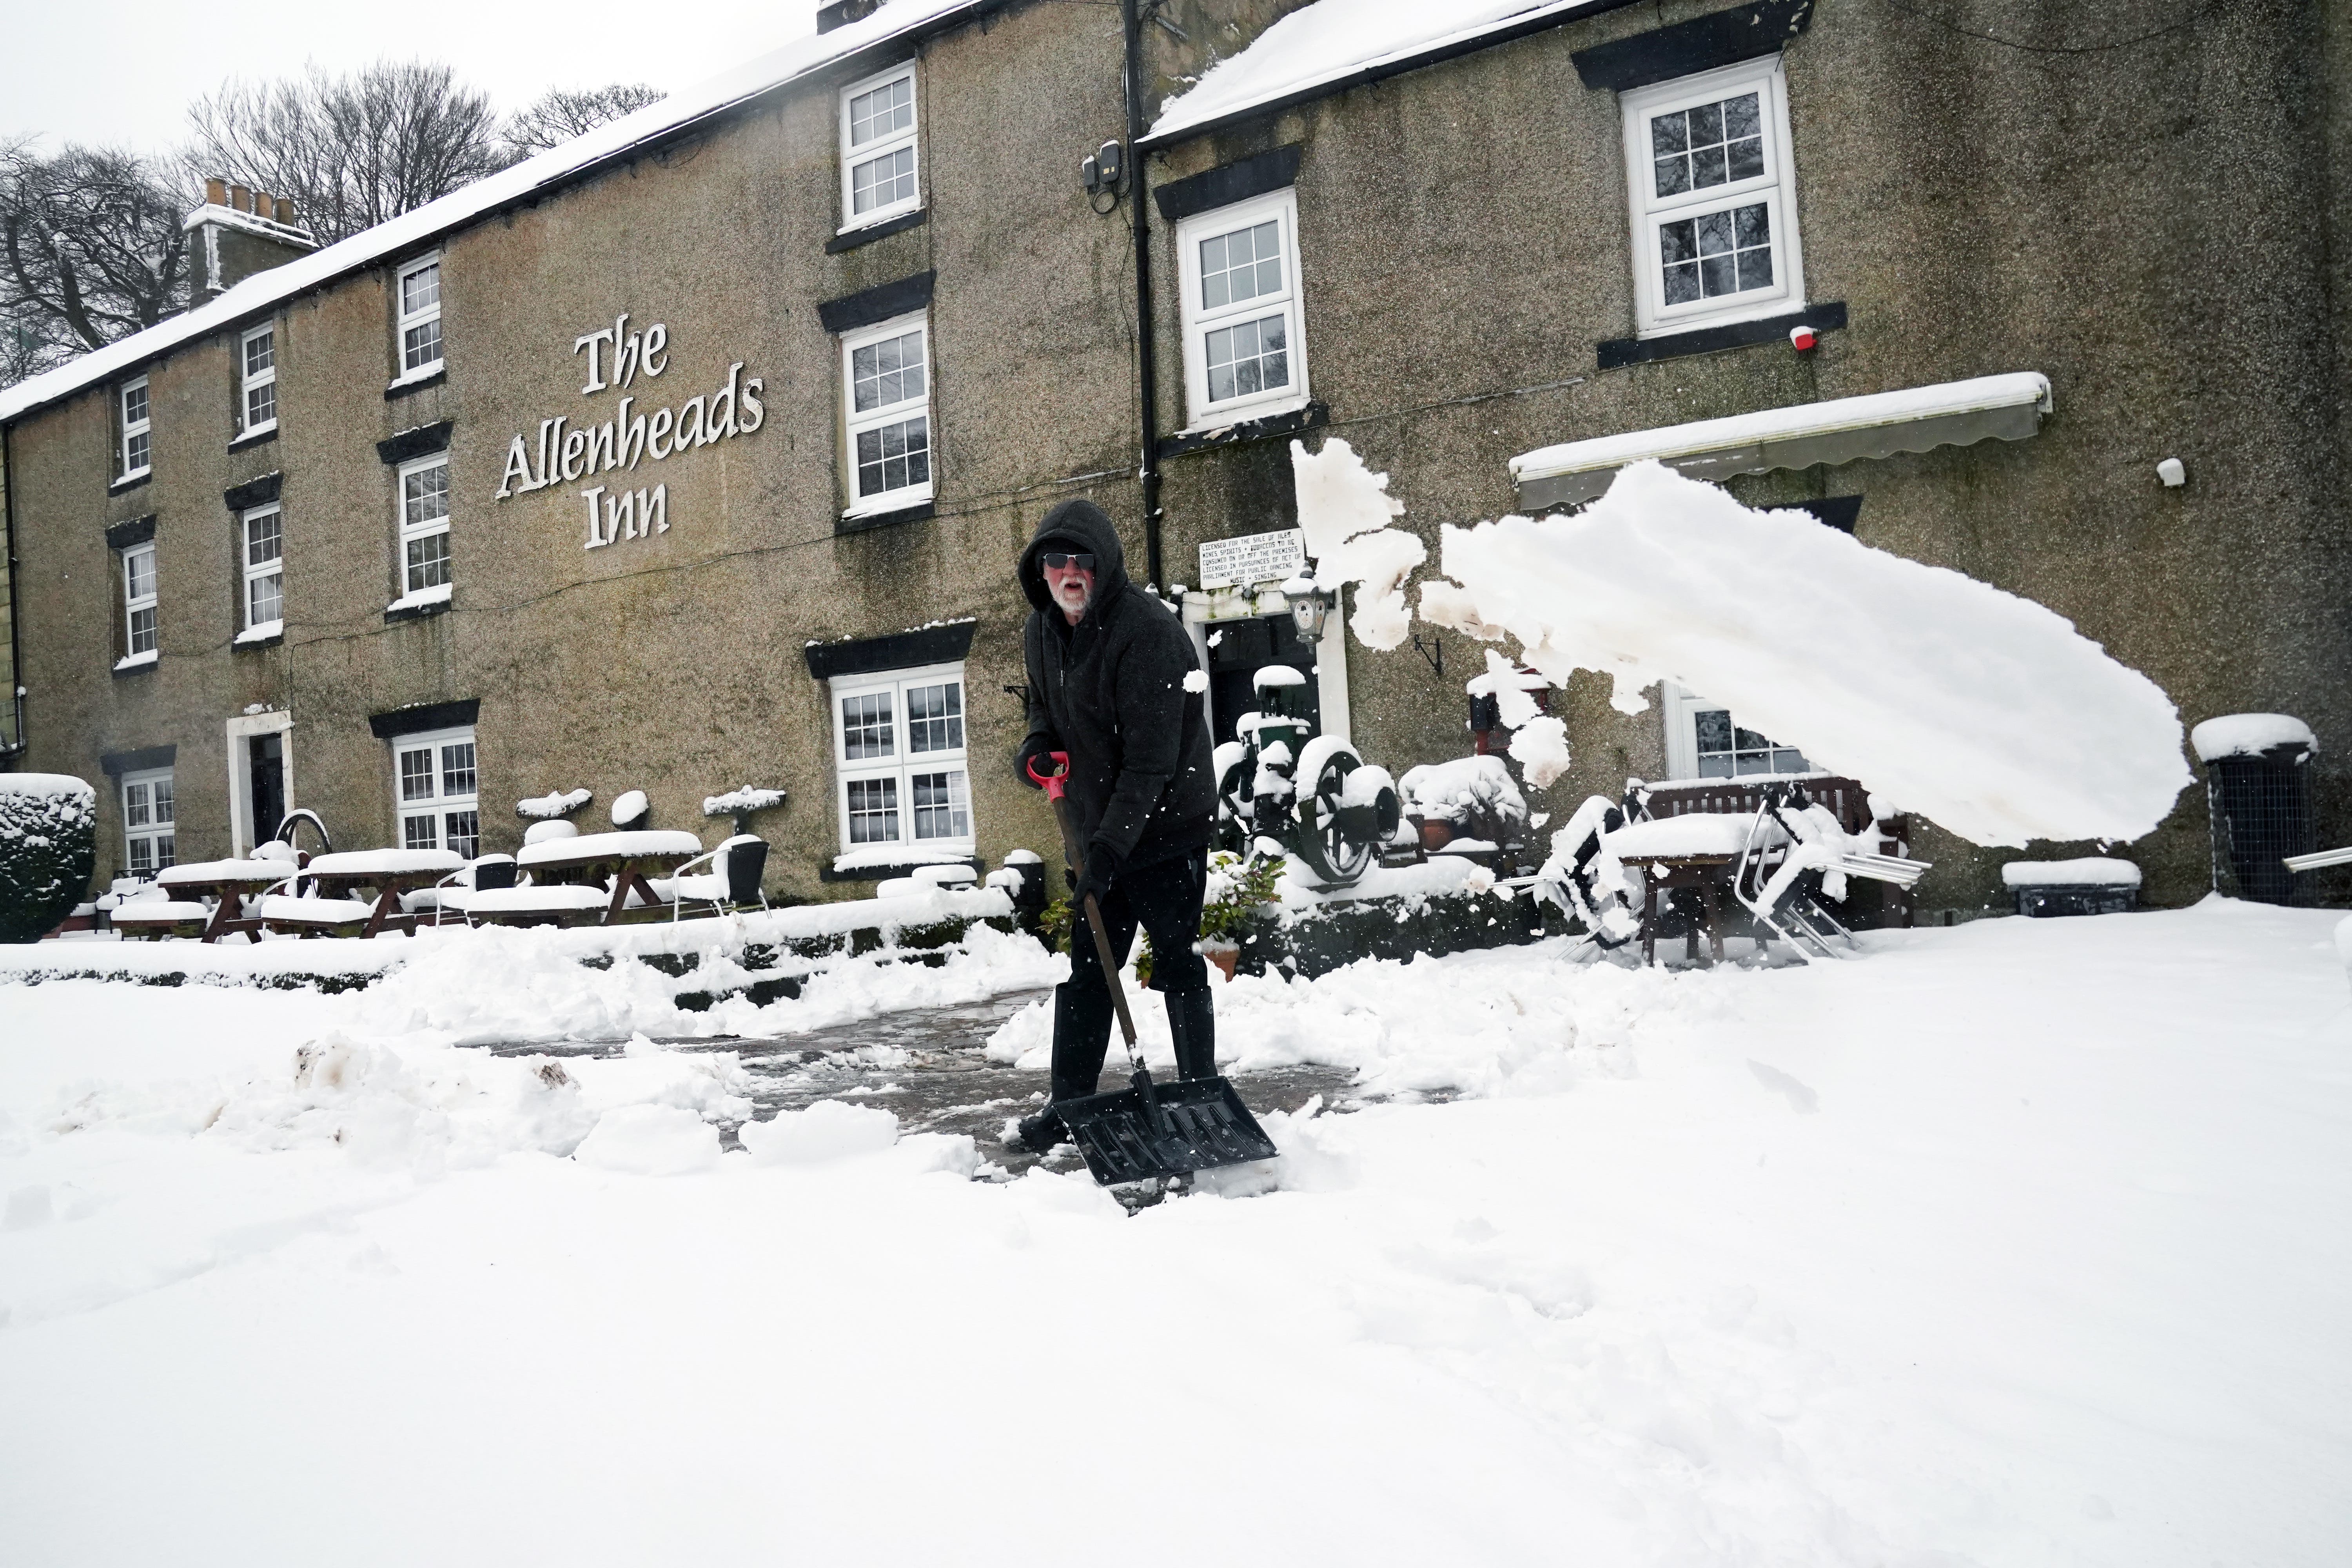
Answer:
[
  {"left": 1121, "top": 0, "right": 1165, "bottom": 588},
  {"left": 1134, "top": 0, "right": 1646, "bottom": 151}
]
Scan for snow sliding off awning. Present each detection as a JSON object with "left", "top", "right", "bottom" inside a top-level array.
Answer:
[{"left": 1509, "top": 372, "right": 2053, "bottom": 511}]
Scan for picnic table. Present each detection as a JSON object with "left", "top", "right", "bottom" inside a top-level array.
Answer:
[
  {"left": 509, "top": 830, "right": 705, "bottom": 926},
  {"left": 1602, "top": 813, "right": 1788, "bottom": 966},
  {"left": 291, "top": 848, "right": 464, "bottom": 938},
  {"left": 154, "top": 857, "right": 296, "bottom": 943}
]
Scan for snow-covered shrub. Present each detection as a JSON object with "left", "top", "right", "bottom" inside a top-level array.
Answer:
[{"left": 0, "top": 774, "right": 97, "bottom": 944}]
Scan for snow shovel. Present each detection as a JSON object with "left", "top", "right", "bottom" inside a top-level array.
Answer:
[{"left": 1028, "top": 752, "right": 1278, "bottom": 1186}]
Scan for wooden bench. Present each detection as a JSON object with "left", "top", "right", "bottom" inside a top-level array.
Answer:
[{"left": 1634, "top": 774, "right": 1914, "bottom": 931}]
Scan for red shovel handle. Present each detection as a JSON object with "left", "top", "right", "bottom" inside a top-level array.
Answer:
[{"left": 1026, "top": 749, "right": 1071, "bottom": 802}]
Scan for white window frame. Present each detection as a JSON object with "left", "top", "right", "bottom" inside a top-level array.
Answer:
[
  {"left": 391, "top": 724, "right": 481, "bottom": 859},
  {"left": 239, "top": 503, "right": 284, "bottom": 635},
  {"left": 119, "top": 376, "right": 151, "bottom": 479},
  {"left": 120, "top": 766, "right": 176, "bottom": 878},
  {"left": 830, "top": 661, "right": 973, "bottom": 858},
  {"left": 840, "top": 311, "right": 935, "bottom": 516},
  {"left": 1621, "top": 57, "right": 1804, "bottom": 338},
  {"left": 837, "top": 63, "right": 922, "bottom": 231},
  {"left": 396, "top": 254, "right": 444, "bottom": 378},
  {"left": 1176, "top": 188, "right": 1309, "bottom": 430},
  {"left": 239, "top": 322, "right": 278, "bottom": 436},
  {"left": 397, "top": 453, "right": 453, "bottom": 598},
  {"left": 1661, "top": 681, "right": 1814, "bottom": 782},
  {"left": 121, "top": 541, "right": 158, "bottom": 660}
]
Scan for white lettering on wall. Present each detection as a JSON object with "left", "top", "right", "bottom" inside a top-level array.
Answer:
[{"left": 498, "top": 314, "right": 762, "bottom": 554}]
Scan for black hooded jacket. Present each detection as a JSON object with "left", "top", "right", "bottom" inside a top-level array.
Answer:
[{"left": 1019, "top": 499, "right": 1215, "bottom": 869}]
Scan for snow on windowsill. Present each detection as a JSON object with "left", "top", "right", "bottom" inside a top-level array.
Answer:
[
  {"left": 386, "top": 362, "right": 446, "bottom": 392},
  {"left": 385, "top": 582, "right": 453, "bottom": 616},
  {"left": 831, "top": 844, "right": 975, "bottom": 873},
  {"left": 233, "top": 620, "right": 283, "bottom": 646},
  {"left": 834, "top": 204, "right": 924, "bottom": 238},
  {"left": 840, "top": 487, "right": 935, "bottom": 521},
  {"left": 113, "top": 650, "right": 158, "bottom": 672},
  {"left": 1174, "top": 394, "right": 1312, "bottom": 441}
]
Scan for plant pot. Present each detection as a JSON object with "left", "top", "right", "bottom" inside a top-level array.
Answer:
[
  {"left": 1418, "top": 817, "right": 1455, "bottom": 852},
  {"left": 1198, "top": 942, "right": 1240, "bottom": 982}
]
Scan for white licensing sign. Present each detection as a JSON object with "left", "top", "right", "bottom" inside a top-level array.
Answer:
[{"left": 1196, "top": 528, "right": 1305, "bottom": 590}]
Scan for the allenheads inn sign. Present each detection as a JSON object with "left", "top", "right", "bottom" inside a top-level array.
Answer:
[{"left": 492, "top": 313, "right": 769, "bottom": 550}]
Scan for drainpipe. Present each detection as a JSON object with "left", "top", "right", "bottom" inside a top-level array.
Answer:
[
  {"left": 0, "top": 419, "right": 21, "bottom": 762},
  {"left": 1118, "top": 0, "right": 1164, "bottom": 589}
]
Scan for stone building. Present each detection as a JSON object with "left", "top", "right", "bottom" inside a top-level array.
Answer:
[{"left": 1, "top": 0, "right": 2345, "bottom": 914}]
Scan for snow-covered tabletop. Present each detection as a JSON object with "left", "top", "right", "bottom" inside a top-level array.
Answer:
[
  {"left": 1603, "top": 813, "right": 1784, "bottom": 860},
  {"left": 109, "top": 899, "right": 213, "bottom": 927},
  {"left": 157, "top": 858, "right": 295, "bottom": 887},
  {"left": 516, "top": 830, "right": 704, "bottom": 870},
  {"left": 256, "top": 895, "right": 380, "bottom": 927},
  {"left": 463, "top": 885, "right": 615, "bottom": 915},
  {"left": 303, "top": 848, "right": 463, "bottom": 879}
]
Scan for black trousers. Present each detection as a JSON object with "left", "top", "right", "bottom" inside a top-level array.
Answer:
[
  {"left": 1068, "top": 846, "right": 1209, "bottom": 998},
  {"left": 1054, "top": 848, "right": 1209, "bottom": 1096}
]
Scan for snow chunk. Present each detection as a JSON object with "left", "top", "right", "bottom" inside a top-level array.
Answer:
[
  {"left": 1439, "top": 461, "right": 2191, "bottom": 846},
  {"left": 2002, "top": 857, "right": 2143, "bottom": 888},
  {"left": 2189, "top": 713, "right": 2316, "bottom": 763},
  {"left": 610, "top": 790, "right": 650, "bottom": 827},
  {"left": 1399, "top": 756, "right": 1526, "bottom": 830},
  {"left": 523, "top": 819, "right": 579, "bottom": 846},
  {"left": 573, "top": 1104, "right": 722, "bottom": 1176},
  {"left": 1183, "top": 669, "right": 1209, "bottom": 693},
  {"left": 702, "top": 785, "right": 786, "bottom": 817},
  {"left": 1291, "top": 437, "right": 1423, "bottom": 650},
  {"left": 738, "top": 1100, "right": 899, "bottom": 1166},
  {"left": 517, "top": 788, "right": 592, "bottom": 820},
  {"left": 1507, "top": 717, "right": 1572, "bottom": 789}
]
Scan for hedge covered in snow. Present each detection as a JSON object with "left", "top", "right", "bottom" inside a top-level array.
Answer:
[{"left": 0, "top": 773, "right": 97, "bottom": 944}]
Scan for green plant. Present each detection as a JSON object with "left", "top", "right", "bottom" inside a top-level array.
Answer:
[
  {"left": 1041, "top": 892, "right": 1073, "bottom": 955},
  {"left": 0, "top": 774, "right": 97, "bottom": 944},
  {"left": 1199, "top": 851, "right": 1283, "bottom": 945}
]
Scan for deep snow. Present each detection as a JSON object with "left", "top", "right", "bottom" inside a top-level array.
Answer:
[{"left": 3, "top": 900, "right": 2348, "bottom": 1565}]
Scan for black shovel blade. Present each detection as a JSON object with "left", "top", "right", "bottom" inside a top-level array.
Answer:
[{"left": 1058, "top": 1069, "right": 1279, "bottom": 1186}]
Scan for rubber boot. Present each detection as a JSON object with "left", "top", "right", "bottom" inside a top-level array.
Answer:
[
  {"left": 1164, "top": 986, "right": 1218, "bottom": 1080},
  {"left": 1011, "top": 984, "right": 1115, "bottom": 1152}
]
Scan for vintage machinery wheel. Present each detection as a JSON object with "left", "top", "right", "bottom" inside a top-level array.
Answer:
[
  {"left": 1294, "top": 742, "right": 1398, "bottom": 889},
  {"left": 1211, "top": 740, "right": 1253, "bottom": 856}
]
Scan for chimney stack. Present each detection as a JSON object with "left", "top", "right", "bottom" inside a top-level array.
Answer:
[{"left": 183, "top": 173, "right": 317, "bottom": 310}]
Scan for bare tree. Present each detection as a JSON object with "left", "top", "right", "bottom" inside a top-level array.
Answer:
[
  {"left": 0, "top": 138, "right": 190, "bottom": 382},
  {"left": 502, "top": 83, "right": 665, "bottom": 159},
  {"left": 182, "top": 61, "right": 507, "bottom": 245}
]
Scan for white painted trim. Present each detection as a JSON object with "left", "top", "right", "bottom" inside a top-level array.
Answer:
[
  {"left": 396, "top": 253, "right": 445, "bottom": 378},
  {"left": 1176, "top": 187, "right": 1309, "bottom": 428},
  {"left": 837, "top": 60, "right": 922, "bottom": 229},
  {"left": 1314, "top": 597, "right": 1352, "bottom": 744},
  {"left": 828, "top": 661, "right": 972, "bottom": 857},
  {"left": 118, "top": 375, "right": 151, "bottom": 479},
  {"left": 396, "top": 450, "right": 454, "bottom": 596},
  {"left": 238, "top": 321, "right": 278, "bottom": 436},
  {"left": 388, "top": 723, "right": 480, "bottom": 855},
  {"left": 225, "top": 710, "right": 295, "bottom": 859},
  {"left": 239, "top": 502, "right": 284, "bottom": 632},
  {"left": 1622, "top": 56, "right": 1804, "bottom": 338},
  {"left": 839, "top": 310, "right": 935, "bottom": 512}
]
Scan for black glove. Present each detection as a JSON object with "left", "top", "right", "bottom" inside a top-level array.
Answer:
[
  {"left": 1015, "top": 732, "right": 1060, "bottom": 789},
  {"left": 1071, "top": 838, "right": 1123, "bottom": 910}
]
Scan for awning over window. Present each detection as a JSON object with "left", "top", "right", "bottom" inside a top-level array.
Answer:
[{"left": 1510, "top": 371, "right": 2053, "bottom": 511}]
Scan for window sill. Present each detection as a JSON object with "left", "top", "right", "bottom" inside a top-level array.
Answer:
[
  {"left": 113, "top": 651, "right": 158, "bottom": 676},
  {"left": 385, "top": 366, "right": 446, "bottom": 399},
  {"left": 1599, "top": 303, "right": 1846, "bottom": 370},
  {"left": 837, "top": 498, "right": 936, "bottom": 536},
  {"left": 384, "top": 583, "right": 454, "bottom": 622},
  {"left": 109, "top": 470, "right": 152, "bottom": 496},
  {"left": 827, "top": 207, "right": 928, "bottom": 253},
  {"left": 1159, "top": 398, "right": 1327, "bottom": 461},
  {"left": 227, "top": 424, "right": 279, "bottom": 453},
  {"left": 233, "top": 620, "right": 285, "bottom": 649}
]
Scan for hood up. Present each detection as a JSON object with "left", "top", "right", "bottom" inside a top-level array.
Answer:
[{"left": 1020, "top": 499, "right": 1130, "bottom": 619}]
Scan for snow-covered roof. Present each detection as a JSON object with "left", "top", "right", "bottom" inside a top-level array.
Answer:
[
  {"left": 0, "top": 0, "right": 987, "bottom": 428},
  {"left": 1511, "top": 372, "right": 2054, "bottom": 509},
  {"left": 1143, "top": 0, "right": 1624, "bottom": 148}
]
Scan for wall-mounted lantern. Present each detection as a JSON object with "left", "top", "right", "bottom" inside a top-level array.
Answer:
[{"left": 1281, "top": 568, "right": 1336, "bottom": 644}]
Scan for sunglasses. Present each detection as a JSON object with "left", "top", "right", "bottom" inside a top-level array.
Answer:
[{"left": 1041, "top": 552, "right": 1096, "bottom": 572}]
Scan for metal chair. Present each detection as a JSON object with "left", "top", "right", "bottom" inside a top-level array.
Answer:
[{"left": 1733, "top": 781, "right": 1929, "bottom": 961}]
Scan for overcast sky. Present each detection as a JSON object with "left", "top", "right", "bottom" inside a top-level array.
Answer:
[{"left": 5, "top": 0, "right": 823, "bottom": 155}]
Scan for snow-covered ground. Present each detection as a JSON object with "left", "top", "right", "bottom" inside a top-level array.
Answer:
[{"left": 4, "top": 899, "right": 2348, "bottom": 1564}]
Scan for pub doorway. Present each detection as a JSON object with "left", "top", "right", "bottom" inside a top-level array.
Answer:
[{"left": 1203, "top": 612, "right": 1319, "bottom": 744}]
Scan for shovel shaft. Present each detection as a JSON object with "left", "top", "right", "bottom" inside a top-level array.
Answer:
[{"left": 1044, "top": 784, "right": 1140, "bottom": 1056}]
